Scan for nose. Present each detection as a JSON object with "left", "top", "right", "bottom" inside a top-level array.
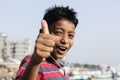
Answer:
[{"left": 60, "top": 35, "right": 69, "bottom": 44}]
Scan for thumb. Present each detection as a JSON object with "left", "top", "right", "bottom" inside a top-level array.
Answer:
[{"left": 41, "top": 20, "right": 49, "bottom": 34}]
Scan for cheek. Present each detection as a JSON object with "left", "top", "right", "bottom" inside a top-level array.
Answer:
[
  {"left": 69, "top": 40, "right": 74, "bottom": 48},
  {"left": 54, "top": 36, "right": 61, "bottom": 43}
]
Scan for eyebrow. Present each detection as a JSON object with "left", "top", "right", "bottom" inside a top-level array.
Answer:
[{"left": 55, "top": 27, "right": 75, "bottom": 33}]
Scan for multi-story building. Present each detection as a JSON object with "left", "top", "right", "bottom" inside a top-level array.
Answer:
[
  {"left": 0, "top": 33, "right": 8, "bottom": 61},
  {"left": 8, "top": 39, "right": 32, "bottom": 60},
  {"left": 0, "top": 33, "right": 31, "bottom": 61}
]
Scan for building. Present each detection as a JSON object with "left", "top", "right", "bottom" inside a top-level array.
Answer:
[
  {"left": 8, "top": 39, "right": 31, "bottom": 60},
  {"left": 0, "top": 33, "right": 31, "bottom": 61},
  {"left": 0, "top": 33, "right": 8, "bottom": 61}
]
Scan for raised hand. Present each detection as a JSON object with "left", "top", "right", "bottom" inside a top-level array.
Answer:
[{"left": 33, "top": 20, "right": 55, "bottom": 62}]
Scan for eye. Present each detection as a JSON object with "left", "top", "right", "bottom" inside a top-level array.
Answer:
[
  {"left": 54, "top": 30, "right": 63, "bottom": 36},
  {"left": 68, "top": 34, "right": 75, "bottom": 39}
]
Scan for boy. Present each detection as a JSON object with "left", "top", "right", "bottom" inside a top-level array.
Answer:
[{"left": 15, "top": 5, "right": 78, "bottom": 80}]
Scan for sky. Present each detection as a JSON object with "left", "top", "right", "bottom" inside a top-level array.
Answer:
[{"left": 0, "top": 0, "right": 120, "bottom": 66}]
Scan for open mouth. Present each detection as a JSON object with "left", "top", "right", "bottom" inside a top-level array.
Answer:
[{"left": 57, "top": 46, "right": 68, "bottom": 54}]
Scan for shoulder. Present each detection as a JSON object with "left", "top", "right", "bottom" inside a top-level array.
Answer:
[
  {"left": 15, "top": 55, "right": 32, "bottom": 79},
  {"left": 19, "top": 55, "right": 32, "bottom": 67}
]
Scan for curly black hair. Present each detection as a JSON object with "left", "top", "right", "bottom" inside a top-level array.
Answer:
[{"left": 43, "top": 5, "right": 78, "bottom": 28}]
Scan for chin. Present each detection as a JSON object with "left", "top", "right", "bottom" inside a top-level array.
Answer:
[
  {"left": 52, "top": 50, "right": 67, "bottom": 59},
  {"left": 55, "top": 53, "right": 66, "bottom": 59}
]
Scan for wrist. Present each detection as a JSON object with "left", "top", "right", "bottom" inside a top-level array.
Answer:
[{"left": 31, "top": 53, "right": 44, "bottom": 64}]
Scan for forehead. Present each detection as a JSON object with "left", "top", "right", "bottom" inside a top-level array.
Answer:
[{"left": 50, "top": 20, "right": 75, "bottom": 31}]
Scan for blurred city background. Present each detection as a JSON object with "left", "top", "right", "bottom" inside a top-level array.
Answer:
[{"left": 0, "top": 32, "right": 120, "bottom": 80}]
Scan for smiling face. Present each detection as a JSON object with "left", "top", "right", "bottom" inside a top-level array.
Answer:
[{"left": 49, "top": 20, "right": 75, "bottom": 59}]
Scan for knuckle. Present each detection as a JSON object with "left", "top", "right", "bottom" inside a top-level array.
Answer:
[{"left": 49, "top": 47, "right": 54, "bottom": 52}]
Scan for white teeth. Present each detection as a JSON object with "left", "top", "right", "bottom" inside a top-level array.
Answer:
[{"left": 60, "top": 46, "right": 66, "bottom": 49}]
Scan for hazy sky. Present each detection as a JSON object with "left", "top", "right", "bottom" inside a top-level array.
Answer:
[{"left": 0, "top": 0, "right": 120, "bottom": 66}]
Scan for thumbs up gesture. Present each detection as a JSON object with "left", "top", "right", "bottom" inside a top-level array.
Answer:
[{"left": 33, "top": 20, "right": 55, "bottom": 62}]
